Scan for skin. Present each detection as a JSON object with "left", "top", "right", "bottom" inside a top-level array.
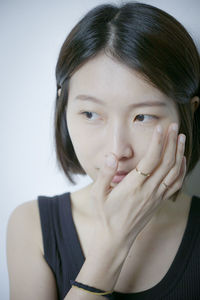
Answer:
[
  {"left": 6, "top": 52, "right": 199, "bottom": 298},
  {"left": 66, "top": 52, "right": 198, "bottom": 212},
  {"left": 65, "top": 52, "right": 199, "bottom": 292}
]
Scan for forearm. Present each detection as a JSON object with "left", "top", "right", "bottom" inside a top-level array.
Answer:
[{"left": 64, "top": 239, "right": 130, "bottom": 299}]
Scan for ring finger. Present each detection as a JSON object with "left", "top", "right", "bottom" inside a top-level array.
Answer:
[
  {"left": 157, "top": 133, "right": 186, "bottom": 196},
  {"left": 162, "top": 133, "right": 186, "bottom": 187},
  {"left": 162, "top": 155, "right": 187, "bottom": 201}
]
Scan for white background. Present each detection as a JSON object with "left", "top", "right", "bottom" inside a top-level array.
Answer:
[{"left": 1, "top": 0, "right": 200, "bottom": 298}]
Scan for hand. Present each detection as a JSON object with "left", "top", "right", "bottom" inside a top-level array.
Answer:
[{"left": 90, "top": 123, "right": 186, "bottom": 249}]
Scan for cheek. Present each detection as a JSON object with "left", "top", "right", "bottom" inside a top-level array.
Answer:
[
  {"left": 68, "top": 124, "right": 98, "bottom": 155},
  {"left": 133, "top": 129, "right": 154, "bottom": 156},
  {"left": 67, "top": 113, "right": 101, "bottom": 150},
  {"left": 66, "top": 115, "right": 98, "bottom": 168}
]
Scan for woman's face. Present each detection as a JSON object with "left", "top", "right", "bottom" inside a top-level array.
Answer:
[{"left": 66, "top": 53, "right": 180, "bottom": 187}]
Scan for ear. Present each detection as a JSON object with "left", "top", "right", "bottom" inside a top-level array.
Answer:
[
  {"left": 58, "top": 88, "right": 61, "bottom": 97},
  {"left": 191, "top": 96, "right": 200, "bottom": 114}
]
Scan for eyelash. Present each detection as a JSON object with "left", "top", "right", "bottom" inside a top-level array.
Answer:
[{"left": 80, "top": 111, "right": 159, "bottom": 122}]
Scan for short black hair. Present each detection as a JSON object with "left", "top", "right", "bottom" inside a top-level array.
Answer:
[{"left": 54, "top": 1, "right": 200, "bottom": 200}]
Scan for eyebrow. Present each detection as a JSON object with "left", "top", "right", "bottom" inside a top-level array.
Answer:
[{"left": 74, "top": 94, "right": 167, "bottom": 108}]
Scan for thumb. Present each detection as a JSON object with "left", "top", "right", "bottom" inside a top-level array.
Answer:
[{"left": 92, "top": 153, "right": 118, "bottom": 196}]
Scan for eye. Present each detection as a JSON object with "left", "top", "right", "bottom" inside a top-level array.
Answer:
[
  {"left": 80, "top": 111, "right": 100, "bottom": 121},
  {"left": 80, "top": 112, "right": 158, "bottom": 123},
  {"left": 134, "top": 114, "right": 158, "bottom": 123}
]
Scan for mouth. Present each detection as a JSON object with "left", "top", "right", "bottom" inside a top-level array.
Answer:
[{"left": 112, "top": 171, "right": 128, "bottom": 183}]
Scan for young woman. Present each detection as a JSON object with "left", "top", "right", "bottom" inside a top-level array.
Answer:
[{"left": 7, "top": 2, "right": 200, "bottom": 300}]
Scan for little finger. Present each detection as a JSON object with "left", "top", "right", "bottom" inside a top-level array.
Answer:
[
  {"left": 162, "top": 155, "right": 187, "bottom": 200},
  {"left": 158, "top": 133, "right": 186, "bottom": 190}
]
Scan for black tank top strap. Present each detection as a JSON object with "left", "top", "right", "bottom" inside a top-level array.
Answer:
[{"left": 38, "top": 191, "right": 84, "bottom": 299}]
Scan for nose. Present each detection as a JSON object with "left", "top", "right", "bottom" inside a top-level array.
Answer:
[{"left": 107, "top": 122, "right": 133, "bottom": 161}]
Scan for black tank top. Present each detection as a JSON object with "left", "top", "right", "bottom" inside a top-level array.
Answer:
[{"left": 38, "top": 192, "right": 200, "bottom": 299}]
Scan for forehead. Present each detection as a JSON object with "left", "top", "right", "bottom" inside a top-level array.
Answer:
[{"left": 68, "top": 53, "right": 177, "bottom": 112}]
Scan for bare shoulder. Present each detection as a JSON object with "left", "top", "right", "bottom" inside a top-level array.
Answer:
[
  {"left": 7, "top": 200, "right": 57, "bottom": 299},
  {"left": 8, "top": 199, "right": 39, "bottom": 225},
  {"left": 7, "top": 199, "right": 43, "bottom": 253}
]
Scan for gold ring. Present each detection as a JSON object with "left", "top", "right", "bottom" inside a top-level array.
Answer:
[{"left": 135, "top": 167, "right": 151, "bottom": 177}]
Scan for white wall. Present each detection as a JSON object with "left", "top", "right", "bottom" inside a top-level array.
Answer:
[{"left": 1, "top": 0, "right": 200, "bottom": 298}]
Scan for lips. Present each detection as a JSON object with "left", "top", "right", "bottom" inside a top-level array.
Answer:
[{"left": 112, "top": 170, "right": 129, "bottom": 183}]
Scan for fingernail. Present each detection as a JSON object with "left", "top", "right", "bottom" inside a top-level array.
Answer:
[
  {"left": 180, "top": 134, "right": 186, "bottom": 143},
  {"left": 106, "top": 154, "right": 117, "bottom": 168}
]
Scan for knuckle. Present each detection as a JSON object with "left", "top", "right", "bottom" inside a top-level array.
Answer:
[
  {"left": 127, "top": 185, "right": 140, "bottom": 200},
  {"left": 174, "top": 177, "right": 183, "bottom": 189},
  {"left": 169, "top": 157, "right": 176, "bottom": 168},
  {"left": 163, "top": 159, "right": 169, "bottom": 168},
  {"left": 176, "top": 181, "right": 183, "bottom": 189},
  {"left": 163, "top": 157, "right": 174, "bottom": 168},
  {"left": 149, "top": 157, "right": 158, "bottom": 167},
  {"left": 172, "top": 167, "right": 180, "bottom": 179}
]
